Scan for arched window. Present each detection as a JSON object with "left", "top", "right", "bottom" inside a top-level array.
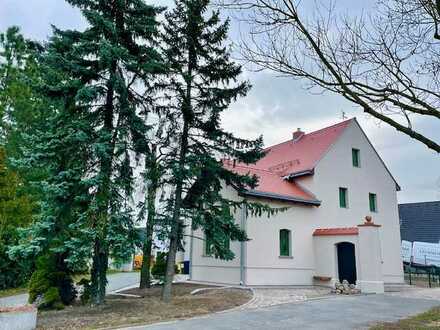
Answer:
[{"left": 279, "top": 229, "right": 291, "bottom": 257}]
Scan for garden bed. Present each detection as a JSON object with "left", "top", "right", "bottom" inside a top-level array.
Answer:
[{"left": 36, "top": 283, "right": 252, "bottom": 329}]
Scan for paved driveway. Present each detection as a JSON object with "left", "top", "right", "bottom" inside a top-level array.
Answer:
[
  {"left": 106, "top": 271, "right": 139, "bottom": 293},
  {"left": 124, "top": 294, "right": 440, "bottom": 330}
]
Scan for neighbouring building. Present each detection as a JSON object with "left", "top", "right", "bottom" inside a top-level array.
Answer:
[
  {"left": 399, "top": 201, "right": 440, "bottom": 243},
  {"left": 183, "top": 118, "right": 404, "bottom": 293}
]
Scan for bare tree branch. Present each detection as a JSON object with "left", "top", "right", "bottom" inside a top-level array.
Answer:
[{"left": 221, "top": 0, "right": 440, "bottom": 153}]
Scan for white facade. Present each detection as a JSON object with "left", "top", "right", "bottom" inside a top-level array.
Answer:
[{"left": 186, "top": 119, "right": 404, "bottom": 289}]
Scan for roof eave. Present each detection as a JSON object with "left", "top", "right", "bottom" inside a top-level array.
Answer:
[{"left": 239, "top": 190, "right": 321, "bottom": 206}]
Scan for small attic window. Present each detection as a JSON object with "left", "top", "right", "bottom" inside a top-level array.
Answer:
[{"left": 352, "top": 148, "right": 360, "bottom": 167}]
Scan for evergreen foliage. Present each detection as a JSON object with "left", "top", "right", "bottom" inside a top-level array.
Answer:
[
  {"left": 0, "top": 148, "right": 33, "bottom": 289},
  {"left": 13, "top": 0, "right": 166, "bottom": 305},
  {"left": 160, "top": 0, "right": 282, "bottom": 301},
  {"left": 28, "top": 255, "right": 76, "bottom": 310},
  {"left": 151, "top": 252, "right": 178, "bottom": 279}
]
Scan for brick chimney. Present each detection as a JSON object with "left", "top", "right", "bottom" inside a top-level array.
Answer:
[{"left": 292, "top": 128, "right": 305, "bottom": 143}]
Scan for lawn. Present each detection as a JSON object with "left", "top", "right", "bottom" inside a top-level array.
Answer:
[
  {"left": 36, "top": 283, "right": 252, "bottom": 329},
  {"left": 371, "top": 307, "right": 440, "bottom": 329}
]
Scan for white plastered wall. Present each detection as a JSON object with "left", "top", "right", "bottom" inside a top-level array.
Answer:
[
  {"left": 297, "top": 120, "right": 404, "bottom": 284},
  {"left": 189, "top": 185, "right": 242, "bottom": 285}
]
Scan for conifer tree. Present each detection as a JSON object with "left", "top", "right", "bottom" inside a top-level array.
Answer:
[
  {"left": 160, "top": 0, "right": 278, "bottom": 302},
  {"left": 57, "top": 0, "right": 164, "bottom": 305},
  {"left": 9, "top": 31, "right": 93, "bottom": 307},
  {"left": 12, "top": 0, "right": 164, "bottom": 305}
]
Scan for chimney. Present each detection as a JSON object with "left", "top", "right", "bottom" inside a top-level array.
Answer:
[{"left": 292, "top": 128, "right": 305, "bottom": 143}]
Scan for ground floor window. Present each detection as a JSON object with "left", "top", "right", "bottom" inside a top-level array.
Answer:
[
  {"left": 279, "top": 229, "right": 291, "bottom": 257},
  {"left": 204, "top": 233, "right": 214, "bottom": 256}
]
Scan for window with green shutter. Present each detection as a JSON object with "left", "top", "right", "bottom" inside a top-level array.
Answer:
[
  {"left": 369, "top": 193, "right": 377, "bottom": 212},
  {"left": 352, "top": 148, "right": 360, "bottom": 167},
  {"left": 339, "top": 187, "right": 348, "bottom": 208},
  {"left": 279, "top": 229, "right": 291, "bottom": 257}
]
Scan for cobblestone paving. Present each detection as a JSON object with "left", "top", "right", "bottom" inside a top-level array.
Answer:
[{"left": 240, "top": 287, "right": 331, "bottom": 309}]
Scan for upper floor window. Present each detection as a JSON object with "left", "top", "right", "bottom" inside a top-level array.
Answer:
[
  {"left": 369, "top": 193, "right": 378, "bottom": 212},
  {"left": 339, "top": 187, "right": 348, "bottom": 208},
  {"left": 279, "top": 229, "right": 292, "bottom": 257},
  {"left": 352, "top": 148, "right": 360, "bottom": 167}
]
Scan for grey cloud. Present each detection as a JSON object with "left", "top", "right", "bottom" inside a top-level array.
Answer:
[{"left": 1, "top": 1, "right": 439, "bottom": 203}]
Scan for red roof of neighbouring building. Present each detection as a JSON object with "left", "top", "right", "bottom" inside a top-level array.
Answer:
[
  {"left": 313, "top": 227, "right": 359, "bottom": 236},
  {"left": 225, "top": 119, "right": 354, "bottom": 205}
]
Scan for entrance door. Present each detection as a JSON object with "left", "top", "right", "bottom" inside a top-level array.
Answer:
[{"left": 337, "top": 242, "right": 357, "bottom": 284}]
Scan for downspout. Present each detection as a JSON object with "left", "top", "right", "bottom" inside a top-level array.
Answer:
[
  {"left": 240, "top": 205, "right": 247, "bottom": 285},
  {"left": 189, "top": 225, "right": 194, "bottom": 280}
]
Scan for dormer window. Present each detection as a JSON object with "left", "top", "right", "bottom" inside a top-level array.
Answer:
[{"left": 352, "top": 148, "right": 360, "bottom": 167}]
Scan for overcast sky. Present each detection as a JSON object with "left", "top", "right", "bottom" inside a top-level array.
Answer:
[{"left": 1, "top": 0, "right": 439, "bottom": 203}]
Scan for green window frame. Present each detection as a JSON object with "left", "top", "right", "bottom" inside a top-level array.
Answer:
[
  {"left": 369, "top": 193, "right": 377, "bottom": 212},
  {"left": 339, "top": 187, "right": 348, "bottom": 208},
  {"left": 352, "top": 148, "right": 360, "bottom": 167},
  {"left": 204, "top": 233, "right": 213, "bottom": 256},
  {"left": 279, "top": 229, "right": 291, "bottom": 257}
]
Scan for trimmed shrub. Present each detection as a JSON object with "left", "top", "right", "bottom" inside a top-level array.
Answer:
[{"left": 28, "top": 255, "right": 76, "bottom": 310}]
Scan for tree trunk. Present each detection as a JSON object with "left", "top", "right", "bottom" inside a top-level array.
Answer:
[
  {"left": 90, "top": 239, "right": 109, "bottom": 305},
  {"left": 162, "top": 17, "right": 195, "bottom": 302},
  {"left": 139, "top": 177, "right": 157, "bottom": 289},
  {"left": 89, "top": 58, "right": 116, "bottom": 305},
  {"left": 161, "top": 120, "right": 189, "bottom": 302}
]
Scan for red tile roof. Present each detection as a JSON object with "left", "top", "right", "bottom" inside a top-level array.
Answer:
[
  {"left": 224, "top": 119, "right": 353, "bottom": 205},
  {"left": 313, "top": 227, "right": 359, "bottom": 236},
  {"left": 255, "top": 119, "right": 352, "bottom": 177},
  {"left": 223, "top": 163, "right": 318, "bottom": 204}
]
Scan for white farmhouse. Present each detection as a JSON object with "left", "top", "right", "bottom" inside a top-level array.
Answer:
[{"left": 183, "top": 118, "right": 404, "bottom": 293}]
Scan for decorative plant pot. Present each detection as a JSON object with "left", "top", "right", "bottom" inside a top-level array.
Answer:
[{"left": 0, "top": 305, "right": 37, "bottom": 330}]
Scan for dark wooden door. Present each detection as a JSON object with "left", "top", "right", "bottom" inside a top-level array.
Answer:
[{"left": 337, "top": 242, "right": 357, "bottom": 284}]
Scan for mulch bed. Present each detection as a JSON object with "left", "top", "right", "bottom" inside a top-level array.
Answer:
[{"left": 37, "top": 283, "right": 252, "bottom": 330}]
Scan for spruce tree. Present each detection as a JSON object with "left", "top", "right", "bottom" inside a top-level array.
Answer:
[
  {"left": 160, "top": 0, "right": 278, "bottom": 302},
  {"left": 60, "top": 0, "right": 164, "bottom": 305},
  {"left": 12, "top": 0, "right": 164, "bottom": 305},
  {"left": 9, "top": 31, "right": 93, "bottom": 307}
]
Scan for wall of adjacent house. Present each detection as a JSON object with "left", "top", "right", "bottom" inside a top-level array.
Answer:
[{"left": 297, "top": 120, "right": 404, "bottom": 284}]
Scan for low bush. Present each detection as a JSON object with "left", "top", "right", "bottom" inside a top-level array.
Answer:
[{"left": 28, "top": 255, "right": 76, "bottom": 310}]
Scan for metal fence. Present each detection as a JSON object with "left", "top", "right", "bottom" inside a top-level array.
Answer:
[{"left": 404, "top": 262, "right": 440, "bottom": 288}]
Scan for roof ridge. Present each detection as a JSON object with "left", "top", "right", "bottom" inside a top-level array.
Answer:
[{"left": 264, "top": 118, "right": 353, "bottom": 150}]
